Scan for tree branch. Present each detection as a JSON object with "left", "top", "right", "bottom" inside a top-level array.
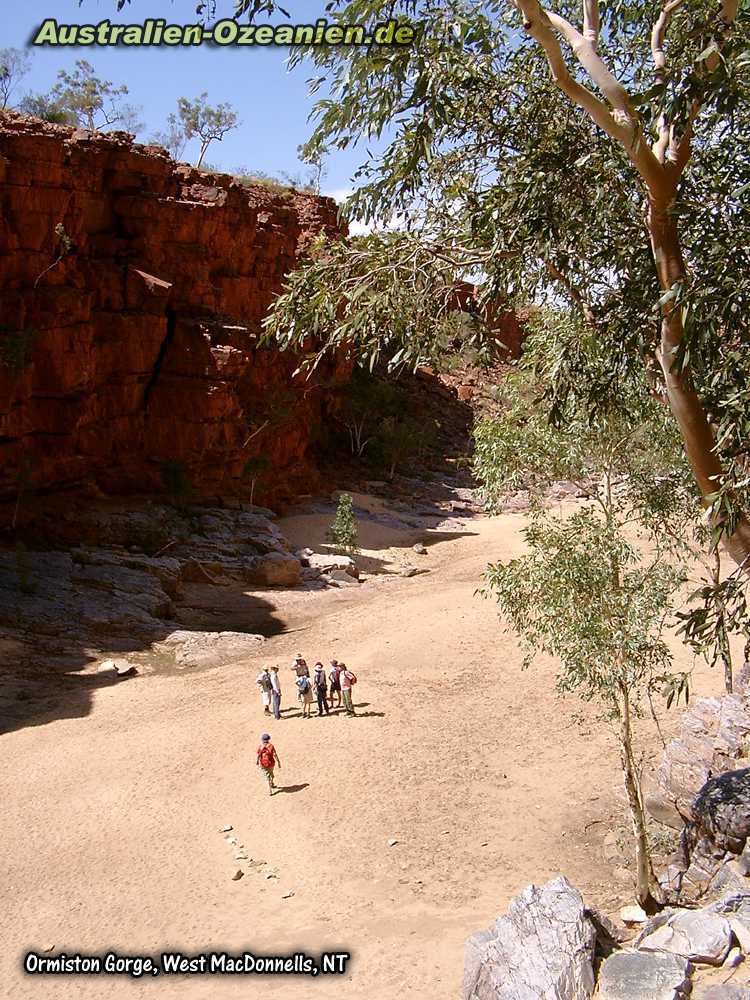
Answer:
[
  {"left": 583, "top": 0, "right": 600, "bottom": 47},
  {"left": 512, "top": 0, "right": 665, "bottom": 191}
]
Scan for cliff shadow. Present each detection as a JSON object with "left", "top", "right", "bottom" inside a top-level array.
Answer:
[{"left": 0, "top": 566, "right": 286, "bottom": 738}]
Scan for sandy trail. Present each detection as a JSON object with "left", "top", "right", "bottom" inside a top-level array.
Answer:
[{"left": 0, "top": 508, "right": 726, "bottom": 1000}]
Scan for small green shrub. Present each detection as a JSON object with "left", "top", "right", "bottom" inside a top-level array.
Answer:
[{"left": 326, "top": 493, "right": 360, "bottom": 555}]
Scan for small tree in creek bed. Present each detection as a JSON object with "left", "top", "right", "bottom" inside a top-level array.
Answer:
[
  {"left": 477, "top": 316, "right": 699, "bottom": 908},
  {"left": 327, "top": 493, "right": 360, "bottom": 555}
]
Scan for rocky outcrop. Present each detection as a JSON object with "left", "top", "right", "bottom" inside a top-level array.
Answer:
[
  {"left": 463, "top": 876, "right": 750, "bottom": 999},
  {"left": 463, "top": 876, "right": 596, "bottom": 1000},
  {"left": 0, "top": 113, "right": 349, "bottom": 513},
  {"left": 0, "top": 499, "right": 306, "bottom": 732},
  {"left": 646, "top": 684, "right": 750, "bottom": 830},
  {"left": 644, "top": 675, "right": 750, "bottom": 899}
]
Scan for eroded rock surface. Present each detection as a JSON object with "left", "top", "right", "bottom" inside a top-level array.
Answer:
[
  {"left": 0, "top": 114, "right": 348, "bottom": 508},
  {"left": 597, "top": 951, "right": 692, "bottom": 1000},
  {"left": 463, "top": 876, "right": 596, "bottom": 1000}
]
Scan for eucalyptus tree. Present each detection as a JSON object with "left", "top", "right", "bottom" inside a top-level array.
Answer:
[
  {"left": 223, "top": 0, "right": 750, "bottom": 572},
  {"left": 47, "top": 60, "right": 142, "bottom": 132},
  {"left": 476, "top": 316, "right": 696, "bottom": 906}
]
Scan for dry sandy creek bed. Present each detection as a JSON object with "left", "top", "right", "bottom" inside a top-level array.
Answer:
[{"left": 0, "top": 498, "right": 729, "bottom": 1000}]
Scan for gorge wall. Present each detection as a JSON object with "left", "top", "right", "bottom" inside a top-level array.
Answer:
[{"left": 0, "top": 114, "right": 350, "bottom": 518}]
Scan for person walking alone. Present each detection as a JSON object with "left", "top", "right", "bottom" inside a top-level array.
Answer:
[
  {"left": 313, "top": 661, "right": 330, "bottom": 717},
  {"left": 256, "top": 733, "right": 281, "bottom": 796},
  {"left": 339, "top": 662, "right": 358, "bottom": 717},
  {"left": 270, "top": 665, "right": 282, "bottom": 720}
]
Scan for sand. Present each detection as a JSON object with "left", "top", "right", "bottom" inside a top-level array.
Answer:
[{"left": 0, "top": 506, "right": 731, "bottom": 1000}]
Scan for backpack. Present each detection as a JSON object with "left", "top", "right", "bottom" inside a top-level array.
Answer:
[
  {"left": 298, "top": 676, "right": 310, "bottom": 694},
  {"left": 259, "top": 673, "right": 272, "bottom": 692},
  {"left": 345, "top": 671, "right": 357, "bottom": 685},
  {"left": 258, "top": 744, "right": 275, "bottom": 769}
]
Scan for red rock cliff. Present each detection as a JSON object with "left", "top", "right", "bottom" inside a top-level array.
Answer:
[{"left": 0, "top": 114, "right": 349, "bottom": 511}]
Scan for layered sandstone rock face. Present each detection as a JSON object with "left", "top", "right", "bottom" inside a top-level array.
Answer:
[{"left": 0, "top": 114, "right": 349, "bottom": 511}]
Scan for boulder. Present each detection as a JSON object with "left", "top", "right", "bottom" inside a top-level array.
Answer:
[
  {"left": 677, "top": 769, "right": 750, "bottom": 900},
  {"left": 246, "top": 552, "right": 301, "bottom": 587},
  {"left": 462, "top": 876, "right": 596, "bottom": 1000},
  {"left": 597, "top": 951, "right": 692, "bottom": 1000},
  {"left": 709, "top": 892, "right": 750, "bottom": 954},
  {"left": 635, "top": 908, "right": 732, "bottom": 965},
  {"left": 154, "top": 630, "right": 263, "bottom": 669},
  {"left": 693, "top": 769, "right": 750, "bottom": 855},
  {"left": 647, "top": 694, "right": 750, "bottom": 829},
  {"left": 306, "top": 552, "right": 359, "bottom": 579}
]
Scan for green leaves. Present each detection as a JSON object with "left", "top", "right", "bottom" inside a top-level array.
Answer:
[
  {"left": 483, "top": 505, "right": 683, "bottom": 707},
  {"left": 261, "top": 230, "right": 487, "bottom": 373}
]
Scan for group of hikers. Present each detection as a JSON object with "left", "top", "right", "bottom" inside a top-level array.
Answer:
[
  {"left": 255, "top": 654, "right": 359, "bottom": 721},
  {"left": 255, "top": 654, "right": 359, "bottom": 795}
]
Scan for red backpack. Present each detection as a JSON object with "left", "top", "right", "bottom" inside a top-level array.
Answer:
[
  {"left": 258, "top": 743, "right": 275, "bottom": 769},
  {"left": 346, "top": 671, "right": 357, "bottom": 685}
]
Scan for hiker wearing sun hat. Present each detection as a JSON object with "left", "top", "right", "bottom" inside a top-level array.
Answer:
[
  {"left": 290, "top": 653, "right": 309, "bottom": 678},
  {"left": 256, "top": 733, "right": 281, "bottom": 796}
]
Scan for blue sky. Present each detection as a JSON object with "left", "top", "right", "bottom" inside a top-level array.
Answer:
[{"left": 3, "top": 0, "right": 376, "bottom": 208}]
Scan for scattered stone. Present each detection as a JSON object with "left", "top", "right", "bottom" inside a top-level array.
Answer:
[
  {"left": 723, "top": 946, "right": 743, "bottom": 968},
  {"left": 621, "top": 905, "right": 648, "bottom": 924},
  {"left": 97, "top": 660, "right": 119, "bottom": 676},
  {"left": 635, "top": 908, "right": 732, "bottom": 965},
  {"left": 585, "top": 907, "right": 629, "bottom": 949},
  {"left": 234, "top": 854, "right": 248, "bottom": 861},
  {"left": 327, "top": 569, "right": 360, "bottom": 586},
  {"left": 597, "top": 951, "right": 692, "bottom": 999},
  {"left": 413, "top": 543, "right": 427, "bottom": 555},
  {"left": 231, "top": 869, "right": 244, "bottom": 881},
  {"left": 220, "top": 825, "right": 233, "bottom": 833},
  {"left": 281, "top": 891, "right": 295, "bottom": 899},
  {"left": 264, "top": 873, "right": 278, "bottom": 880},
  {"left": 387, "top": 838, "right": 399, "bottom": 847},
  {"left": 463, "top": 876, "right": 596, "bottom": 1000}
]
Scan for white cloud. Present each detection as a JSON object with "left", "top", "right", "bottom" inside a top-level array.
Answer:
[{"left": 323, "top": 187, "right": 406, "bottom": 236}]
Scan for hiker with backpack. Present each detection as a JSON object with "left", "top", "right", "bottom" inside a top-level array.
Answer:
[
  {"left": 256, "top": 667, "right": 273, "bottom": 715},
  {"left": 296, "top": 672, "right": 314, "bottom": 718},
  {"left": 256, "top": 732, "right": 281, "bottom": 795},
  {"left": 339, "top": 662, "right": 358, "bottom": 717},
  {"left": 313, "top": 662, "right": 330, "bottom": 717},
  {"left": 328, "top": 660, "right": 342, "bottom": 709}
]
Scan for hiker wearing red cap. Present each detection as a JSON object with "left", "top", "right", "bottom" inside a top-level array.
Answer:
[{"left": 256, "top": 733, "right": 281, "bottom": 795}]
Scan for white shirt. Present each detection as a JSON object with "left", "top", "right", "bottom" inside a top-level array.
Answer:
[{"left": 270, "top": 671, "right": 281, "bottom": 694}]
